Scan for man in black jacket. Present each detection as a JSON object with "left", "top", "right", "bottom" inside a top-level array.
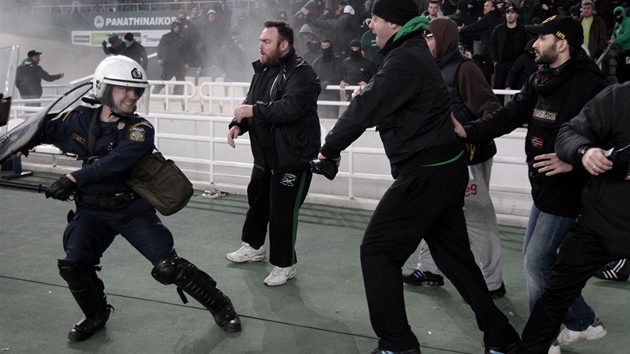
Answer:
[
  {"left": 120, "top": 33, "right": 149, "bottom": 71},
  {"left": 453, "top": 15, "right": 609, "bottom": 354},
  {"left": 317, "top": 1, "right": 520, "bottom": 353},
  {"left": 153, "top": 21, "right": 188, "bottom": 95},
  {"left": 490, "top": 6, "right": 530, "bottom": 92},
  {"left": 312, "top": 39, "right": 344, "bottom": 118},
  {"left": 226, "top": 21, "right": 321, "bottom": 287},
  {"left": 511, "top": 81, "right": 630, "bottom": 353},
  {"left": 15, "top": 50, "right": 64, "bottom": 106},
  {"left": 460, "top": 0, "right": 504, "bottom": 83}
]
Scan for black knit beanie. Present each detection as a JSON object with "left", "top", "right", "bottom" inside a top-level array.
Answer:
[{"left": 372, "top": 0, "right": 419, "bottom": 26}]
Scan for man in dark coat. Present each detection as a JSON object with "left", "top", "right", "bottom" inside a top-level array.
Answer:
[
  {"left": 153, "top": 21, "right": 188, "bottom": 95},
  {"left": 460, "top": 0, "right": 504, "bottom": 83},
  {"left": 312, "top": 38, "right": 344, "bottom": 118},
  {"left": 317, "top": 0, "right": 520, "bottom": 352},
  {"left": 120, "top": 33, "right": 149, "bottom": 71},
  {"left": 15, "top": 50, "right": 64, "bottom": 106}
]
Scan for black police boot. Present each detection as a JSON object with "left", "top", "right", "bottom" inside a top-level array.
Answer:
[
  {"left": 152, "top": 256, "right": 241, "bottom": 332},
  {"left": 58, "top": 259, "right": 113, "bottom": 342}
]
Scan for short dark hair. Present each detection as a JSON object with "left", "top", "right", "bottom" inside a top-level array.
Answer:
[
  {"left": 429, "top": 0, "right": 439, "bottom": 4},
  {"left": 264, "top": 20, "right": 294, "bottom": 46}
]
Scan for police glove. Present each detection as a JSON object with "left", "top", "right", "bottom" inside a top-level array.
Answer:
[
  {"left": 310, "top": 159, "right": 338, "bottom": 180},
  {"left": 45, "top": 176, "right": 77, "bottom": 201}
]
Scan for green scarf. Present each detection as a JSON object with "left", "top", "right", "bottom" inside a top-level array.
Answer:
[
  {"left": 393, "top": 16, "right": 429, "bottom": 42},
  {"left": 20, "top": 58, "right": 33, "bottom": 66}
]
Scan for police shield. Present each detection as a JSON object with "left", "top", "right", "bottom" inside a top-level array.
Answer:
[
  {"left": 0, "top": 82, "right": 92, "bottom": 164},
  {"left": 0, "top": 45, "right": 19, "bottom": 128}
]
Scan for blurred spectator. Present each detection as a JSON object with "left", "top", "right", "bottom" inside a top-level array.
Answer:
[
  {"left": 311, "top": 39, "right": 343, "bottom": 118},
  {"left": 15, "top": 50, "right": 64, "bottom": 106},
  {"left": 531, "top": 0, "right": 558, "bottom": 22},
  {"left": 189, "top": 5, "right": 206, "bottom": 29},
  {"left": 335, "top": 2, "right": 362, "bottom": 58},
  {"left": 214, "top": 0, "right": 233, "bottom": 30},
  {"left": 490, "top": 6, "right": 530, "bottom": 92},
  {"left": 178, "top": 10, "right": 202, "bottom": 68},
  {"left": 121, "top": 33, "right": 148, "bottom": 71},
  {"left": 460, "top": 0, "right": 504, "bottom": 83},
  {"left": 339, "top": 39, "right": 377, "bottom": 99},
  {"left": 505, "top": 37, "right": 536, "bottom": 90},
  {"left": 101, "top": 32, "right": 124, "bottom": 55},
  {"left": 425, "top": 0, "right": 443, "bottom": 19},
  {"left": 200, "top": 10, "right": 225, "bottom": 69},
  {"left": 611, "top": 6, "right": 630, "bottom": 83},
  {"left": 302, "top": 33, "right": 322, "bottom": 64},
  {"left": 153, "top": 21, "right": 188, "bottom": 95},
  {"left": 441, "top": 0, "right": 459, "bottom": 15},
  {"left": 217, "top": 32, "right": 250, "bottom": 82},
  {"left": 581, "top": 0, "right": 607, "bottom": 60}
]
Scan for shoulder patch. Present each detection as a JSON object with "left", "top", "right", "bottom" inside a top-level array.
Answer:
[{"left": 129, "top": 124, "right": 147, "bottom": 143}]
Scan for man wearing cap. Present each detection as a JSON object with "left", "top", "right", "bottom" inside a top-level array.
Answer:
[
  {"left": 580, "top": 0, "right": 607, "bottom": 60},
  {"left": 510, "top": 82, "right": 630, "bottom": 353},
  {"left": 101, "top": 33, "right": 124, "bottom": 55},
  {"left": 452, "top": 15, "right": 609, "bottom": 354},
  {"left": 317, "top": 1, "right": 520, "bottom": 353},
  {"left": 489, "top": 6, "right": 530, "bottom": 94},
  {"left": 121, "top": 33, "right": 149, "bottom": 71},
  {"left": 15, "top": 50, "right": 64, "bottom": 106}
]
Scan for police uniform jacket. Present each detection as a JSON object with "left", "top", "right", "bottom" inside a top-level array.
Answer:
[
  {"left": 229, "top": 48, "right": 321, "bottom": 173},
  {"left": 464, "top": 51, "right": 608, "bottom": 217},
  {"left": 30, "top": 105, "right": 154, "bottom": 197},
  {"left": 320, "top": 30, "right": 462, "bottom": 179},
  {"left": 556, "top": 83, "right": 630, "bottom": 251}
]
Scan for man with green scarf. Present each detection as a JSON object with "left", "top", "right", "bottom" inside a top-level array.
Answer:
[{"left": 316, "top": 0, "right": 520, "bottom": 353}]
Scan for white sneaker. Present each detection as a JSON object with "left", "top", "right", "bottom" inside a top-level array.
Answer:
[
  {"left": 548, "top": 341, "right": 561, "bottom": 354},
  {"left": 263, "top": 265, "right": 297, "bottom": 286},
  {"left": 226, "top": 242, "right": 267, "bottom": 263},
  {"left": 556, "top": 317, "right": 607, "bottom": 346}
]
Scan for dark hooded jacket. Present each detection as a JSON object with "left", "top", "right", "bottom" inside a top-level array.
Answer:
[
  {"left": 157, "top": 22, "right": 187, "bottom": 68},
  {"left": 229, "top": 48, "right": 321, "bottom": 173},
  {"left": 321, "top": 18, "right": 462, "bottom": 178},
  {"left": 556, "top": 83, "right": 630, "bottom": 250},
  {"left": 464, "top": 51, "right": 609, "bottom": 217},
  {"left": 430, "top": 17, "right": 500, "bottom": 165},
  {"left": 460, "top": 6, "right": 503, "bottom": 55},
  {"left": 15, "top": 58, "right": 62, "bottom": 98}
]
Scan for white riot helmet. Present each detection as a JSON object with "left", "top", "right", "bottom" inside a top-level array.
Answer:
[{"left": 92, "top": 56, "right": 148, "bottom": 107}]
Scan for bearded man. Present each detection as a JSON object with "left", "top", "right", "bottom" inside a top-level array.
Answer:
[
  {"left": 225, "top": 21, "right": 322, "bottom": 287},
  {"left": 452, "top": 15, "right": 610, "bottom": 354}
]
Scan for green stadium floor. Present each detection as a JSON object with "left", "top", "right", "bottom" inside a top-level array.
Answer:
[{"left": 1, "top": 172, "right": 628, "bottom": 354}]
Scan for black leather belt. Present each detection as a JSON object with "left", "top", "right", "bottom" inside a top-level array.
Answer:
[{"left": 78, "top": 192, "right": 137, "bottom": 207}]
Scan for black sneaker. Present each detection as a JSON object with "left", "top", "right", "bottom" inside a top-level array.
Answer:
[
  {"left": 594, "top": 260, "right": 629, "bottom": 281},
  {"left": 402, "top": 269, "right": 444, "bottom": 287},
  {"left": 489, "top": 282, "right": 506, "bottom": 299}
]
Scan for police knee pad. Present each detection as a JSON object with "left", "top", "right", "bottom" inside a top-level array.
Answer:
[
  {"left": 59, "top": 259, "right": 92, "bottom": 282},
  {"left": 151, "top": 255, "right": 196, "bottom": 285}
]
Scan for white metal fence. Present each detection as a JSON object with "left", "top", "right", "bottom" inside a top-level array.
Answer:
[{"left": 6, "top": 81, "right": 531, "bottom": 227}]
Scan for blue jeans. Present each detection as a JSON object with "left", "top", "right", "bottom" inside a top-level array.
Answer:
[{"left": 523, "top": 205, "right": 596, "bottom": 331}]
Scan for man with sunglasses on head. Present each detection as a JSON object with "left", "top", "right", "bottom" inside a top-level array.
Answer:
[{"left": 452, "top": 15, "right": 609, "bottom": 354}]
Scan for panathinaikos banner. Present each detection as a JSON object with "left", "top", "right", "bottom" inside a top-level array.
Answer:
[{"left": 70, "top": 11, "right": 178, "bottom": 48}]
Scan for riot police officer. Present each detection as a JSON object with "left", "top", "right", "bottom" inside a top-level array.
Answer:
[{"left": 24, "top": 56, "right": 241, "bottom": 341}]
